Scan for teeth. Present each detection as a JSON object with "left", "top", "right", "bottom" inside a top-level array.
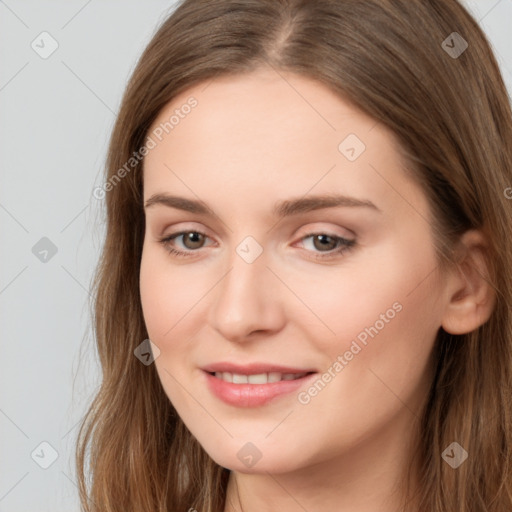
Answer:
[
  {"left": 268, "top": 372, "right": 281, "bottom": 383},
  {"left": 232, "top": 373, "right": 248, "bottom": 384},
  {"left": 248, "top": 373, "right": 267, "bottom": 384},
  {"left": 214, "top": 371, "right": 307, "bottom": 384}
]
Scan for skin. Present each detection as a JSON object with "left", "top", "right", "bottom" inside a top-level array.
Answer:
[{"left": 139, "top": 65, "right": 494, "bottom": 512}]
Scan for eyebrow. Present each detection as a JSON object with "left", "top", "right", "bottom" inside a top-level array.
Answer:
[{"left": 144, "top": 193, "right": 380, "bottom": 217}]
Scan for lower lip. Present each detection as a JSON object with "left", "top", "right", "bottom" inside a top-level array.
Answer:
[{"left": 203, "top": 371, "right": 317, "bottom": 407}]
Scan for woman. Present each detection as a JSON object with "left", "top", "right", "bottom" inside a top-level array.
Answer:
[{"left": 77, "top": 1, "right": 512, "bottom": 511}]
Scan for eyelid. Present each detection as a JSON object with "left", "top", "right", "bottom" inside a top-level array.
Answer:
[
  {"left": 292, "top": 223, "right": 355, "bottom": 243},
  {"left": 294, "top": 231, "right": 354, "bottom": 245}
]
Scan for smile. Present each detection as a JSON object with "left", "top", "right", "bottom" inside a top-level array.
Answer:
[
  {"left": 203, "top": 370, "right": 317, "bottom": 407},
  {"left": 212, "top": 371, "right": 309, "bottom": 383}
]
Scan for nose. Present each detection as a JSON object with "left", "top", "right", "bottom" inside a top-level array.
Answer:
[{"left": 207, "top": 246, "right": 286, "bottom": 343}]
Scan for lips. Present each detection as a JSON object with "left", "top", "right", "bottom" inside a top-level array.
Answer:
[
  {"left": 201, "top": 362, "right": 318, "bottom": 407},
  {"left": 201, "top": 362, "right": 317, "bottom": 375}
]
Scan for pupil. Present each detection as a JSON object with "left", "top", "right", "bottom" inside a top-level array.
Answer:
[
  {"left": 186, "top": 232, "right": 203, "bottom": 248},
  {"left": 315, "top": 234, "right": 335, "bottom": 251}
]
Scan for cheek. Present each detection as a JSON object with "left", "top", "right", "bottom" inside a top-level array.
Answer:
[
  {"left": 286, "top": 246, "right": 440, "bottom": 448},
  {"left": 139, "top": 255, "right": 169, "bottom": 339},
  {"left": 139, "top": 250, "right": 203, "bottom": 408},
  {"left": 139, "top": 246, "right": 207, "bottom": 341},
  {"left": 285, "top": 244, "right": 443, "bottom": 420},
  {"left": 289, "top": 240, "right": 440, "bottom": 353}
]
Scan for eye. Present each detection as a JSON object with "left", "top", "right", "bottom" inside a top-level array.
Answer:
[
  {"left": 158, "top": 230, "right": 356, "bottom": 260},
  {"left": 158, "top": 230, "right": 212, "bottom": 258},
  {"left": 298, "top": 233, "right": 356, "bottom": 260}
]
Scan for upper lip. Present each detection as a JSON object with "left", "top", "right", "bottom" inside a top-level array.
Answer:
[{"left": 201, "top": 362, "right": 317, "bottom": 375}]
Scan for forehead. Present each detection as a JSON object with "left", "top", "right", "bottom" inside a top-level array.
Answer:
[
  {"left": 145, "top": 67, "right": 379, "bottom": 163},
  {"left": 142, "top": 67, "right": 429, "bottom": 222}
]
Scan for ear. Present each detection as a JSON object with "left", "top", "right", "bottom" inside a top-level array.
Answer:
[{"left": 441, "top": 230, "right": 496, "bottom": 335}]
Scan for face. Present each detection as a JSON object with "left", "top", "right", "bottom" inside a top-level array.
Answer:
[{"left": 139, "top": 66, "right": 448, "bottom": 474}]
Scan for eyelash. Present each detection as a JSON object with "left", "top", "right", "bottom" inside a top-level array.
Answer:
[{"left": 158, "top": 230, "right": 356, "bottom": 261}]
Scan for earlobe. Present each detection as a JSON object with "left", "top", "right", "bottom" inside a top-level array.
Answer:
[{"left": 441, "top": 230, "right": 496, "bottom": 335}]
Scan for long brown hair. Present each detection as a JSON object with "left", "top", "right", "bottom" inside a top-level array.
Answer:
[{"left": 76, "top": 1, "right": 512, "bottom": 510}]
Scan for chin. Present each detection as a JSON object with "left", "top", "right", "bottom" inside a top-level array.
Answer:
[{"left": 200, "top": 438, "right": 308, "bottom": 475}]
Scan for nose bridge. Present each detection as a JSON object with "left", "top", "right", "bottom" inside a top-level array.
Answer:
[{"left": 208, "top": 239, "right": 283, "bottom": 340}]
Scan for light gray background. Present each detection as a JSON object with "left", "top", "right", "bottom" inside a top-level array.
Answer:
[{"left": 1, "top": 1, "right": 511, "bottom": 510}]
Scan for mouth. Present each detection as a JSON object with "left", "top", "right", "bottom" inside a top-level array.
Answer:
[
  {"left": 202, "top": 367, "right": 318, "bottom": 407},
  {"left": 207, "top": 370, "right": 314, "bottom": 384}
]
